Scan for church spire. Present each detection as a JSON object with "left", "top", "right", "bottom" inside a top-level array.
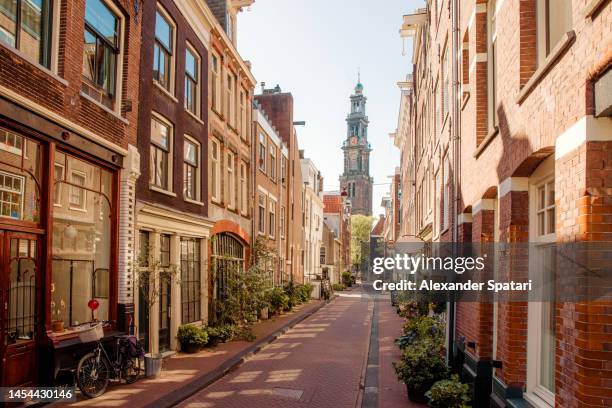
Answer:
[{"left": 355, "top": 69, "right": 364, "bottom": 94}]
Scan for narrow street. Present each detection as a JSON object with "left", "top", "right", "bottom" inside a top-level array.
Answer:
[{"left": 179, "top": 288, "right": 373, "bottom": 408}]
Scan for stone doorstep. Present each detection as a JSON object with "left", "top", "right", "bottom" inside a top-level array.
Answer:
[{"left": 143, "top": 299, "right": 331, "bottom": 408}]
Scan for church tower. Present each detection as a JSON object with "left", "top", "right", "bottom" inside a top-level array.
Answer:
[{"left": 340, "top": 78, "right": 373, "bottom": 216}]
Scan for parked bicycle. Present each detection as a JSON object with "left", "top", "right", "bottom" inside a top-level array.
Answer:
[{"left": 75, "top": 320, "right": 145, "bottom": 398}]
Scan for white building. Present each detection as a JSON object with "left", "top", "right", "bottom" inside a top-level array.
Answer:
[{"left": 300, "top": 154, "right": 324, "bottom": 284}]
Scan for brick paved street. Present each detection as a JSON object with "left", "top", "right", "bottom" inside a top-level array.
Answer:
[{"left": 178, "top": 287, "right": 373, "bottom": 408}]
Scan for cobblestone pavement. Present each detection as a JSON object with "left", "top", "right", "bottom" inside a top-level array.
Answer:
[{"left": 178, "top": 287, "right": 373, "bottom": 408}]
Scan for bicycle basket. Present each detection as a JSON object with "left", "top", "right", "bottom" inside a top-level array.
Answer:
[{"left": 78, "top": 323, "right": 104, "bottom": 343}]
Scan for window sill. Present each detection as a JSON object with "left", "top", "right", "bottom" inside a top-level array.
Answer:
[
  {"left": 461, "top": 91, "right": 470, "bottom": 111},
  {"left": 0, "top": 43, "right": 68, "bottom": 86},
  {"left": 186, "top": 110, "right": 205, "bottom": 125},
  {"left": 524, "top": 392, "right": 554, "bottom": 408},
  {"left": 69, "top": 206, "right": 87, "bottom": 213},
  {"left": 585, "top": 0, "right": 609, "bottom": 18},
  {"left": 150, "top": 185, "right": 176, "bottom": 197},
  {"left": 211, "top": 107, "right": 224, "bottom": 120},
  {"left": 517, "top": 31, "right": 576, "bottom": 104},
  {"left": 79, "top": 91, "right": 129, "bottom": 124},
  {"left": 184, "top": 197, "right": 204, "bottom": 206},
  {"left": 473, "top": 126, "right": 499, "bottom": 158},
  {"left": 153, "top": 81, "right": 178, "bottom": 103},
  {"left": 211, "top": 199, "right": 224, "bottom": 208}
]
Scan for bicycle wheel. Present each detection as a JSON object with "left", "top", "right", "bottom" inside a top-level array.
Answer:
[
  {"left": 76, "top": 352, "right": 111, "bottom": 398},
  {"left": 122, "top": 357, "right": 142, "bottom": 384}
]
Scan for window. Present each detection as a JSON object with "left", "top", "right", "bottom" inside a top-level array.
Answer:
[
  {"left": 269, "top": 199, "right": 276, "bottom": 238},
  {"left": 211, "top": 51, "right": 221, "bottom": 112},
  {"left": 281, "top": 155, "right": 287, "bottom": 183},
  {"left": 258, "top": 133, "right": 266, "bottom": 171},
  {"left": 69, "top": 171, "right": 86, "bottom": 210},
  {"left": 0, "top": 0, "right": 53, "bottom": 67},
  {"left": 183, "top": 137, "right": 200, "bottom": 201},
  {"left": 210, "top": 139, "right": 220, "bottom": 202},
  {"left": 239, "top": 90, "right": 246, "bottom": 138},
  {"left": 82, "top": 0, "right": 121, "bottom": 108},
  {"left": 258, "top": 194, "right": 266, "bottom": 234},
  {"left": 227, "top": 152, "right": 235, "bottom": 209},
  {"left": 226, "top": 73, "right": 236, "bottom": 127},
  {"left": 153, "top": 7, "right": 174, "bottom": 91},
  {"left": 184, "top": 46, "right": 200, "bottom": 116},
  {"left": 280, "top": 206, "right": 286, "bottom": 238},
  {"left": 320, "top": 247, "right": 326, "bottom": 265},
  {"left": 526, "top": 156, "right": 556, "bottom": 408},
  {"left": 53, "top": 164, "right": 64, "bottom": 206},
  {"left": 239, "top": 162, "right": 247, "bottom": 215},
  {"left": 442, "top": 46, "right": 449, "bottom": 123},
  {"left": 269, "top": 146, "right": 276, "bottom": 181},
  {"left": 443, "top": 158, "right": 449, "bottom": 230},
  {"left": 0, "top": 129, "right": 24, "bottom": 155},
  {"left": 51, "top": 152, "right": 113, "bottom": 327},
  {"left": 159, "top": 234, "right": 170, "bottom": 267},
  {"left": 488, "top": 0, "right": 498, "bottom": 130},
  {"left": 536, "top": 0, "right": 572, "bottom": 67},
  {"left": 180, "top": 238, "right": 201, "bottom": 324},
  {"left": 211, "top": 233, "right": 244, "bottom": 304},
  {"left": 150, "top": 115, "right": 172, "bottom": 191},
  {"left": 0, "top": 170, "right": 24, "bottom": 219},
  {"left": 138, "top": 231, "right": 150, "bottom": 267}
]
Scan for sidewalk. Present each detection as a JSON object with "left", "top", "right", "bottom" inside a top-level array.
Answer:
[
  {"left": 377, "top": 295, "right": 426, "bottom": 408},
  {"left": 55, "top": 299, "right": 326, "bottom": 408}
]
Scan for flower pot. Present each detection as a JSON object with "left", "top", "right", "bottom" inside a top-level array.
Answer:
[
  {"left": 144, "top": 354, "right": 163, "bottom": 378},
  {"left": 51, "top": 320, "right": 64, "bottom": 333},
  {"left": 260, "top": 307, "right": 269, "bottom": 320},
  {"left": 182, "top": 343, "right": 201, "bottom": 354},
  {"left": 407, "top": 384, "right": 429, "bottom": 404},
  {"left": 207, "top": 337, "right": 221, "bottom": 347}
]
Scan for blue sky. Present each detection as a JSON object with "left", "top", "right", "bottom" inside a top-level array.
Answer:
[{"left": 238, "top": 0, "right": 421, "bottom": 216}]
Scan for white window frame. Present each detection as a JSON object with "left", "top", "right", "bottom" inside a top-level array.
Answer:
[
  {"left": 54, "top": 163, "right": 65, "bottom": 207},
  {"left": 69, "top": 170, "right": 87, "bottom": 211},
  {"left": 268, "top": 197, "right": 276, "bottom": 239},
  {"left": 183, "top": 135, "right": 201, "bottom": 202},
  {"left": 269, "top": 145, "right": 276, "bottom": 181},
  {"left": 149, "top": 112, "right": 174, "bottom": 193},
  {"left": 210, "top": 138, "right": 221, "bottom": 202},
  {"left": 227, "top": 151, "right": 236, "bottom": 209},
  {"left": 526, "top": 155, "right": 556, "bottom": 408},
  {"left": 258, "top": 133, "right": 266, "bottom": 172},
  {"left": 280, "top": 205, "right": 286, "bottom": 239},
  {"left": 536, "top": 0, "right": 573, "bottom": 68},
  {"left": 210, "top": 50, "right": 222, "bottom": 113},
  {"left": 487, "top": 0, "right": 498, "bottom": 131},
  {"left": 258, "top": 193, "right": 266, "bottom": 235},
  {"left": 239, "top": 161, "right": 248, "bottom": 216},
  {"left": 153, "top": 4, "right": 176, "bottom": 95},
  {"left": 0, "top": 170, "right": 25, "bottom": 220},
  {"left": 184, "top": 42, "right": 201, "bottom": 117}
]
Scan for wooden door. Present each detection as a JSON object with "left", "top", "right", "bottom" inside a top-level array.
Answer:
[{"left": 0, "top": 232, "right": 39, "bottom": 386}]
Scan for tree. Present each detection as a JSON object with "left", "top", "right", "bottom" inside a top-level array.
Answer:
[{"left": 350, "top": 215, "right": 374, "bottom": 269}]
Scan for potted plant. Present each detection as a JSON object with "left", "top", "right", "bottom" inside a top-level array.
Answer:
[
  {"left": 393, "top": 339, "right": 449, "bottom": 403},
  {"left": 268, "top": 286, "right": 289, "bottom": 315},
  {"left": 425, "top": 375, "right": 471, "bottom": 408},
  {"left": 50, "top": 299, "right": 66, "bottom": 332},
  {"left": 134, "top": 255, "right": 180, "bottom": 378},
  {"left": 177, "top": 325, "right": 208, "bottom": 353}
]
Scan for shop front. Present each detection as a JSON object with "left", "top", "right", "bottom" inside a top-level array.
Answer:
[{"left": 0, "top": 118, "right": 122, "bottom": 386}]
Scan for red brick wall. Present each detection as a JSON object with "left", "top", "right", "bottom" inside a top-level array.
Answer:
[{"left": 0, "top": 0, "right": 141, "bottom": 150}]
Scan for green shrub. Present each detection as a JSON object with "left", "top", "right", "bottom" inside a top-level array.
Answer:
[
  {"left": 177, "top": 324, "right": 208, "bottom": 349},
  {"left": 399, "top": 315, "right": 445, "bottom": 348},
  {"left": 283, "top": 282, "right": 302, "bottom": 310},
  {"left": 393, "top": 339, "right": 449, "bottom": 391},
  {"left": 267, "top": 287, "right": 289, "bottom": 313},
  {"left": 332, "top": 283, "right": 345, "bottom": 291},
  {"left": 425, "top": 375, "right": 471, "bottom": 408},
  {"left": 341, "top": 271, "right": 353, "bottom": 287},
  {"left": 296, "top": 283, "right": 314, "bottom": 302}
]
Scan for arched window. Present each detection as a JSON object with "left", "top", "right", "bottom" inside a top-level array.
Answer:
[{"left": 211, "top": 233, "right": 245, "bottom": 316}]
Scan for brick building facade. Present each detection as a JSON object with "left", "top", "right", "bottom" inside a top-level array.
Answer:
[
  {"left": 0, "top": 0, "right": 141, "bottom": 385},
  {"left": 396, "top": 1, "right": 612, "bottom": 407}
]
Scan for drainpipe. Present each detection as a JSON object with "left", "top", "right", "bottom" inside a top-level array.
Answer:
[{"left": 449, "top": 0, "right": 461, "bottom": 365}]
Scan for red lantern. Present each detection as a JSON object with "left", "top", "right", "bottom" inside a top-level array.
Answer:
[{"left": 88, "top": 299, "right": 99, "bottom": 311}]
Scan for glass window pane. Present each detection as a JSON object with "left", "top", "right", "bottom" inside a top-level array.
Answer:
[
  {"left": 0, "top": 0, "right": 17, "bottom": 48},
  {"left": 151, "top": 118, "right": 169, "bottom": 149},
  {"left": 19, "top": 0, "right": 46, "bottom": 63},
  {"left": 537, "top": 185, "right": 545, "bottom": 211},
  {"left": 82, "top": 29, "right": 96, "bottom": 81},
  {"left": 85, "top": 0, "right": 118, "bottom": 45},
  {"left": 155, "top": 10, "right": 172, "bottom": 51},
  {"left": 546, "top": 181, "right": 555, "bottom": 206},
  {"left": 546, "top": 208, "right": 555, "bottom": 234},
  {"left": 185, "top": 48, "right": 197, "bottom": 78},
  {"left": 184, "top": 140, "right": 197, "bottom": 164}
]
